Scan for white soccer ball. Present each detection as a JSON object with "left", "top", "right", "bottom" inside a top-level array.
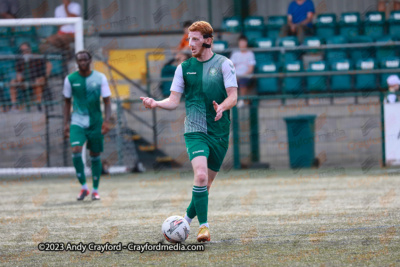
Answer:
[{"left": 161, "top": 215, "right": 190, "bottom": 243}]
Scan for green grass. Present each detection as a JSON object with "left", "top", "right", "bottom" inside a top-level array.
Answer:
[{"left": 0, "top": 168, "right": 399, "bottom": 266}]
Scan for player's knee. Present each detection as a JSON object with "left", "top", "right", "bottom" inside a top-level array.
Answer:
[
  {"left": 71, "top": 146, "right": 82, "bottom": 153},
  {"left": 90, "top": 152, "right": 100, "bottom": 157},
  {"left": 194, "top": 170, "right": 207, "bottom": 185}
]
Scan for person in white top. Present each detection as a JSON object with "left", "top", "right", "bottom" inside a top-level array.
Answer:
[
  {"left": 230, "top": 35, "right": 256, "bottom": 107},
  {"left": 386, "top": 75, "right": 400, "bottom": 104},
  {"left": 40, "top": 0, "right": 81, "bottom": 52}
]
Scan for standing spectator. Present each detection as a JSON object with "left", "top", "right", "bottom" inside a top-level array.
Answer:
[
  {"left": 230, "top": 35, "right": 256, "bottom": 108},
  {"left": 0, "top": 0, "right": 19, "bottom": 19},
  {"left": 40, "top": 0, "right": 81, "bottom": 52},
  {"left": 281, "top": 0, "right": 315, "bottom": 43},
  {"left": 378, "top": 1, "right": 400, "bottom": 18},
  {"left": 10, "top": 43, "right": 52, "bottom": 112},
  {"left": 386, "top": 75, "right": 400, "bottom": 103},
  {"left": 176, "top": 21, "right": 192, "bottom": 51}
]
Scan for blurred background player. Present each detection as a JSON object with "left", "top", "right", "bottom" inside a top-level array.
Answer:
[
  {"left": 386, "top": 75, "right": 400, "bottom": 103},
  {"left": 140, "top": 21, "right": 238, "bottom": 242},
  {"left": 0, "top": 0, "right": 20, "bottom": 19},
  {"left": 230, "top": 35, "right": 255, "bottom": 108},
  {"left": 176, "top": 20, "right": 192, "bottom": 51},
  {"left": 63, "top": 50, "right": 112, "bottom": 201}
]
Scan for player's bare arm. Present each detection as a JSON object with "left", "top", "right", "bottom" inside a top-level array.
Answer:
[
  {"left": 213, "top": 87, "right": 238, "bottom": 121},
  {"left": 63, "top": 97, "right": 71, "bottom": 138},
  {"left": 102, "top": 96, "right": 112, "bottom": 134},
  {"left": 140, "top": 91, "right": 182, "bottom": 110}
]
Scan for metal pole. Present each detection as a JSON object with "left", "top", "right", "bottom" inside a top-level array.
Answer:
[
  {"left": 116, "top": 100, "right": 123, "bottom": 166},
  {"left": 380, "top": 91, "right": 386, "bottom": 167},
  {"left": 208, "top": 0, "right": 213, "bottom": 25},
  {"left": 232, "top": 106, "right": 241, "bottom": 169},
  {"left": 45, "top": 104, "right": 50, "bottom": 167}
]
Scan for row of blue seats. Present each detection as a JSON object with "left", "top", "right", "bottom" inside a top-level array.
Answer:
[
  {"left": 222, "top": 11, "right": 400, "bottom": 41},
  {"left": 256, "top": 58, "right": 400, "bottom": 94}
]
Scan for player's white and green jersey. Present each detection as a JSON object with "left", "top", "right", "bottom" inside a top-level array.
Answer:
[
  {"left": 63, "top": 70, "right": 111, "bottom": 128},
  {"left": 170, "top": 53, "right": 238, "bottom": 139}
]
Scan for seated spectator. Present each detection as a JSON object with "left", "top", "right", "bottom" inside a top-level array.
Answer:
[
  {"left": 230, "top": 35, "right": 256, "bottom": 108},
  {"left": 10, "top": 43, "right": 52, "bottom": 112},
  {"left": 386, "top": 75, "right": 400, "bottom": 103},
  {"left": 0, "top": 0, "right": 19, "bottom": 19},
  {"left": 176, "top": 21, "right": 192, "bottom": 51},
  {"left": 281, "top": 0, "right": 315, "bottom": 43},
  {"left": 40, "top": 0, "right": 80, "bottom": 52}
]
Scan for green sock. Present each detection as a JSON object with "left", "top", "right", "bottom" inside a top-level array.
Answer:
[
  {"left": 91, "top": 156, "right": 102, "bottom": 190},
  {"left": 186, "top": 198, "right": 197, "bottom": 219},
  {"left": 192, "top": 186, "right": 208, "bottom": 225},
  {"left": 72, "top": 153, "right": 86, "bottom": 185}
]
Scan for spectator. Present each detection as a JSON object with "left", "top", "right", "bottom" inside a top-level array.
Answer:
[
  {"left": 230, "top": 35, "right": 256, "bottom": 108},
  {"left": 281, "top": 0, "right": 315, "bottom": 43},
  {"left": 176, "top": 21, "right": 192, "bottom": 51},
  {"left": 386, "top": 75, "right": 400, "bottom": 103},
  {"left": 40, "top": 0, "right": 81, "bottom": 52},
  {"left": 378, "top": 1, "right": 400, "bottom": 18},
  {"left": 10, "top": 42, "right": 52, "bottom": 112},
  {"left": 0, "top": 0, "right": 19, "bottom": 19}
]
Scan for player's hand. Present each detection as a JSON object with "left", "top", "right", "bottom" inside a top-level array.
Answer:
[
  {"left": 64, "top": 124, "right": 70, "bottom": 139},
  {"left": 213, "top": 101, "right": 225, "bottom": 121},
  {"left": 101, "top": 121, "right": 111, "bottom": 135},
  {"left": 140, "top": 97, "right": 158, "bottom": 109}
]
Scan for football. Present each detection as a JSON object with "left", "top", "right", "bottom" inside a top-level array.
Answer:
[{"left": 161, "top": 215, "right": 190, "bottom": 243}]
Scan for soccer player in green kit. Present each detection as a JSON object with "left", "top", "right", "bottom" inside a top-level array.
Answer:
[
  {"left": 140, "top": 21, "right": 238, "bottom": 242},
  {"left": 63, "top": 50, "right": 112, "bottom": 201}
]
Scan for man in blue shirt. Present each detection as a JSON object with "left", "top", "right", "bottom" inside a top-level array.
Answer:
[{"left": 281, "top": 0, "right": 315, "bottom": 43}]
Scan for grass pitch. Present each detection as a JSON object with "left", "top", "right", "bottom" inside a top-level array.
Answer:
[{"left": 0, "top": 168, "right": 399, "bottom": 266}]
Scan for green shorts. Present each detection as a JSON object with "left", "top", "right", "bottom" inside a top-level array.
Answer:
[
  {"left": 184, "top": 132, "right": 229, "bottom": 172},
  {"left": 70, "top": 124, "right": 104, "bottom": 153}
]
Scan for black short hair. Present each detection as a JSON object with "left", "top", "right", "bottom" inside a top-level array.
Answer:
[
  {"left": 75, "top": 50, "right": 92, "bottom": 60},
  {"left": 238, "top": 35, "right": 248, "bottom": 42},
  {"left": 183, "top": 21, "right": 192, "bottom": 28}
]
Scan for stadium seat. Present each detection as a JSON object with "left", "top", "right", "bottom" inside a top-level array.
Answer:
[
  {"left": 0, "top": 37, "right": 11, "bottom": 48},
  {"left": 213, "top": 40, "right": 228, "bottom": 53},
  {"left": 330, "top": 59, "right": 352, "bottom": 91},
  {"left": 379, "top": 57, "right": 400, "bottom": 89},
  {"left": 375, "top": 36, "right": 397, "bottom": 60},
  {"left": 325, "top": 35, "right": 348, "bottom": 61},
  {"left": 349, "top": 35, "right": 374, "bottom": 61},
  {"left": 36, "top": 25, "right": 58, "bottom": 39},
  {"left": 256, "top": 61, "right": 279, "bottom": 94},
  {"left": 283, "top": 61, "right": 303, "bottom": 94},
  {"left": 244, "top": 16, "right": 265, "bottom": 44},
  {"left": 339, "top": 12, "right": 360, "bottom": 40},
  {"left": 253, "top": 37, "right": 276, "bottom": 63},
  {"left": 364, "top": 12, "right": 385, "bottom": 40},
  {"left": 315, "top": 13, "right": 337, "bottom": 41},
  {"left": 48, "top": 56, "right": 65, "bottom": 77},
  {"left": 222, "top": 16, "right": 242, "bottom": 33},
  {"left": 303, "top": 36, "right": 323, "bottom": 54},
  {"left": 388, "top": 11, "right": 400, "bottom": 39},
  {"left": 13, "top": 26, "right": 36, "bottom": 37},
  {"left": 0, "top": 27, "right": 11, "bottom": 37},
  {"left": 160, "top": 64, "right": 177, "bottom": 97},
  {"left": 307, "top": 61, "right": 328, "bottom": 92},
  {"left": 266, "top": 15, "right": 287, "bottom": 39},
  {"left": 355, "top": 58, "right": 377, "bottom": 90},
  {"left": 278, "top": 36, "right": 301, "bottom": 62}
]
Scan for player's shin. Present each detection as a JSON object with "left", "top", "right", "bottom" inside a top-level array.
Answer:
[
  {"left": 72, "top": 152, "right": 86, "bottom": 185},
  {"left": 185, "top": 198, "right": 197, "bottom": 224},
  {"left": 192, "top": 185, "right": 208, "bottom": 226},
  {"left": 91, "top": 156, "right": 102, "bottom": 191}
]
